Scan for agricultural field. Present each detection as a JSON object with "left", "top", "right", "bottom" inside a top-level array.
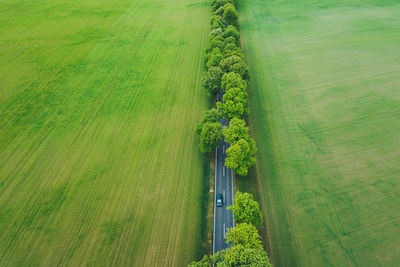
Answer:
[
  {"left": 239, "top": 0, "right": 400, "bottom": 266},
  {"left": 0, "top": 0, "right": 210, "bottom": 266}
]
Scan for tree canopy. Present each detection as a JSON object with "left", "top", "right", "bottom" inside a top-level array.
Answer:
[
  {"left": 206, "top": 47, "right": 223, "bottom": 69},
  {"left": 228, "top": 192, "right": 264, "bottom": 227},
  {"left": 225, "top": 138, "right": 256, "bottom": 176},
  {"left": 199, "top": 122, "right": 223, "bottom": 153},
  {"left": 221, "top": 72, "right": 246, "bottom": 92},
  {"left": 220, "top": 55, "right": 242, "bottom": 73},
  {"left": 205, "top": 35, "right": 224, "bottom": 55},
  {"left": 213, "top": 245, "right": 271, "bottom": 267},
  {"left": 223, "top": 4, "right": 239, "bottom": 28},
  {"left": 220, "top": 56, "right": 249, "bottom": 81},
  {"left": 210, "top": 15, "right": 225, "bottom": 30},
  {"left": 217, "top": 88, "right": 247, "bottom": 119},
  {"left": 223, "top": 118, "right": 249, "bottom": 143},
  {"left": 223, "top": 25, "right": 240, "bottom": 42},
  {"left": 226, "top": 223, "right": 262, "bottom": 248},
  {"left": 211, "top": 0, "right": 234, "bottom": 11},
  {"left": 202, "top": 67, "right": 223, "bottom": 96},
  {"left": 223, "top": 43, "right": 241, "bottom": 56},
  {"left": 196, "top": 108, "right": 221, "bottom": 133}
]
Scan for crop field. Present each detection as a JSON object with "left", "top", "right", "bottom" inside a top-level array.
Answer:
[
  {"left": 0, "top": 0, "right": 209, "bottom": 266},
  {"left": 239, "top": 0, "right": 400, "bottom": 266}
]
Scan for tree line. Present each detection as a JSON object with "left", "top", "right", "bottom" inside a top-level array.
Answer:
[
  {"left": 189, "top": 192, "right": 271, "bottom": 266},
  {"left": 196, "top": 0, "right": 256, "bottom": 177}
]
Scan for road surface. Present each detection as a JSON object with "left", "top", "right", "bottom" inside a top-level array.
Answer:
[{"left": 213, "top": 92, "right": 235, "bottom": 254}]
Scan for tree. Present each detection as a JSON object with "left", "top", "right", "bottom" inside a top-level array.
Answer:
[
  {"left": 230, "top": 60, "right": 250, "bottom": 81},
  {"left": 220, "top": 55, "right": 243, "bottom": 73},
  {"left": 224, "top": 50, "right": 243, "bottom": 59},
  {"left": 228, "top": 192, "right": 263, "bottom": 227},
  {"left": 211, "top": 0, "right": 229, "bottom": 11},
  {"left": 217, "top": 88, "right": 247, "bottom": 119},
  {"left": 223, "top": 43, "right": 241, "bottom": 58},
  {"left": 215, "top": 5, "right": 225, "bottom": 16},
  {"left": 199, "top": 122, "right": 223, "bottom": 153},
  {"left": 223, "top": 42, "right": 239, "bottom": 53},
  {"left": 196, "top": 108, "right": 221, "bottom": 134},
  {"left": 212, "top": 245, "right": 271, "bottom": 267},
  {"left": 210, "top": 15, "right": 225, "bottom": 30},
  {"left": 225, "top": 138, "right": 256, "bottom": 176},
  {"left": 221, "top": 72, "right": 246, "bottom": 92},
  {"left": 202, "top": 67, "right": 223, "bottom": 96},
  {"left": 217, "top": 99, "right": 246, "bottom": 120},
  {"left": 220, "top": 56, "right": 249, "bottom": 81},
  {"left": 188, "top": 255, "right": 211, "bottom": 267},
  {"left": 204, "top": 35, "right": 224, "bottom": 55},
  {"left": 223, "top": 4, "right": 239, "bottom": 28},
  {"left": 206, "top": 47, "right": 223, "bottom": 69},
  {"left": 224, "top": 36, "right": 238, "bottom": 45},
  {"left": 223, "top": 118, "right": 249, "bottom": 144},
  {"left": 223, "top": 25, "right": 240, "bottom": 42},
  {"left": 210, "top": 28, "right": 223, "bottom": 37},
  {"left": 226, "top": 223, "right": 262, "bottom": 248},
  {"left": 223, "top": 119, "right": 257, "bottom": 176}
]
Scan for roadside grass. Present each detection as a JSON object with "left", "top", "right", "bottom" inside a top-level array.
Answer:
[
  {"left": 203, "top": 154, "right": 215, "bottom": 255},
  {"left": 0, "top": 0, "right": 210, "bottom": 266},
  {"left": 238, "top": 0, "right": 400, "bottom": 266}
]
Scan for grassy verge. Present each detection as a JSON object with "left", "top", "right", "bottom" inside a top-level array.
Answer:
[{"left": 201, "top": 153, "right": 216, "bottom": 256}]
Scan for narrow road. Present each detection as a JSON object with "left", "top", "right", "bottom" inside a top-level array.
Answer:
[{"left": 213, "top": 94, "right": 235, "bottom": 254}]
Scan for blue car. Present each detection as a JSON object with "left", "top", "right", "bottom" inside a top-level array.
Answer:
[{"left": 216, "top": 193, "right": 223, "bottom": 207}]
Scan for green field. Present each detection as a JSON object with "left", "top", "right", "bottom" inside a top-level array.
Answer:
[
  {"left": 0, "top": 0, "right": 209, "bottom": 265},
  {"left": 239, "top": 0, "right": 400, "bottom": 266}
]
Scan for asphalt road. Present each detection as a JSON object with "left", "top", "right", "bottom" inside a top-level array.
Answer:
[{"left": 213, "top": 92, "right": 235, "bottom": 254}]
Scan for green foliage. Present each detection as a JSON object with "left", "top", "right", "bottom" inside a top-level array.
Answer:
[
  {"left": 224, "top": 36, "right": 237, "bottom": 45},
  {"left": 215, "top": 6, "right": 225, "bottom": 16},
  {"left": 225, "top": 138, "right": 256, "bottom": 176},
  {"left": 217, "top": 88, "right": 247, "bottom": 119},
  {"left": 196, "top": 108, "right": 221, "bottom": 134},
  {"left": 220, "top": 56, "right": 249, "bottom": 81},
  {"left": 206, "top": 47, "right": 223, "bottom": 69},
  {"left": 223, "top": 25, "right": 240, "bottom": 42},
  {"left": 223, "top": 43, "right": 241, "bottom": 58},
  {"left": 230, "top": 60, "right": 250, "bottom": 81},
  {"left": 221, "top": 72, "right": 246, "bottom": 91},
  {"left": 199, "top": 122, "right": 223, "bottom": 153},
  {"left": 188, "top": 255, "right": 211, "bottom": 267},
  {"left": 202, "top": 67, "right": 223, "bottom": 96},
  {"left": 223, "top": 118, "right": 249, "bottom": 143},
  {"left": 224, "top": 50, "right": 243, "bottom": 59},
  {"left": 205, "top": 35, "right": 224, "bottom": 53},
  {"left": 212, "top": 245, "right": 271, "bottom": 267},
  {"left": 210, "top": 28, "right": 223, "bottom": 37},
  {"left": 220, "top": 55, "right": 243, "bottom": 73},
  {"left": 223, "top": 43, "right": 240, "bottom": 53},
  {"left": 223, "top": 4, "right": 239, "bottom": 28},
  {"left": 226, "top": 223, "right": 262, "bottom": 248},
  {"left": 222, "top": 118, "right": 257, "bottom": 174},
  {"left": 210, "top": 15, "right": 225, "bottom": 30},
  {"left": 228, "top": 192, "right": 264, "bottom": 227},
  {"left": 211, "top": 0, "right": 228, "bottom": 11}
]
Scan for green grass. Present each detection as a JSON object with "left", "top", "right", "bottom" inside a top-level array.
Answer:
[
  {"left": 0, "top": 0, "right": 210, "bottom": 265},
  {"left": 238, "top": 0, "right": 400, "bottom": 266}
]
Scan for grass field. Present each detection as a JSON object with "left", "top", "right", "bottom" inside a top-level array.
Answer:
[
  {"left": 0, "top": 0, "right": 210, "bottom": 265},
  {"left": 238, "top": 0, "right": 400, "bottom": 266}
]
